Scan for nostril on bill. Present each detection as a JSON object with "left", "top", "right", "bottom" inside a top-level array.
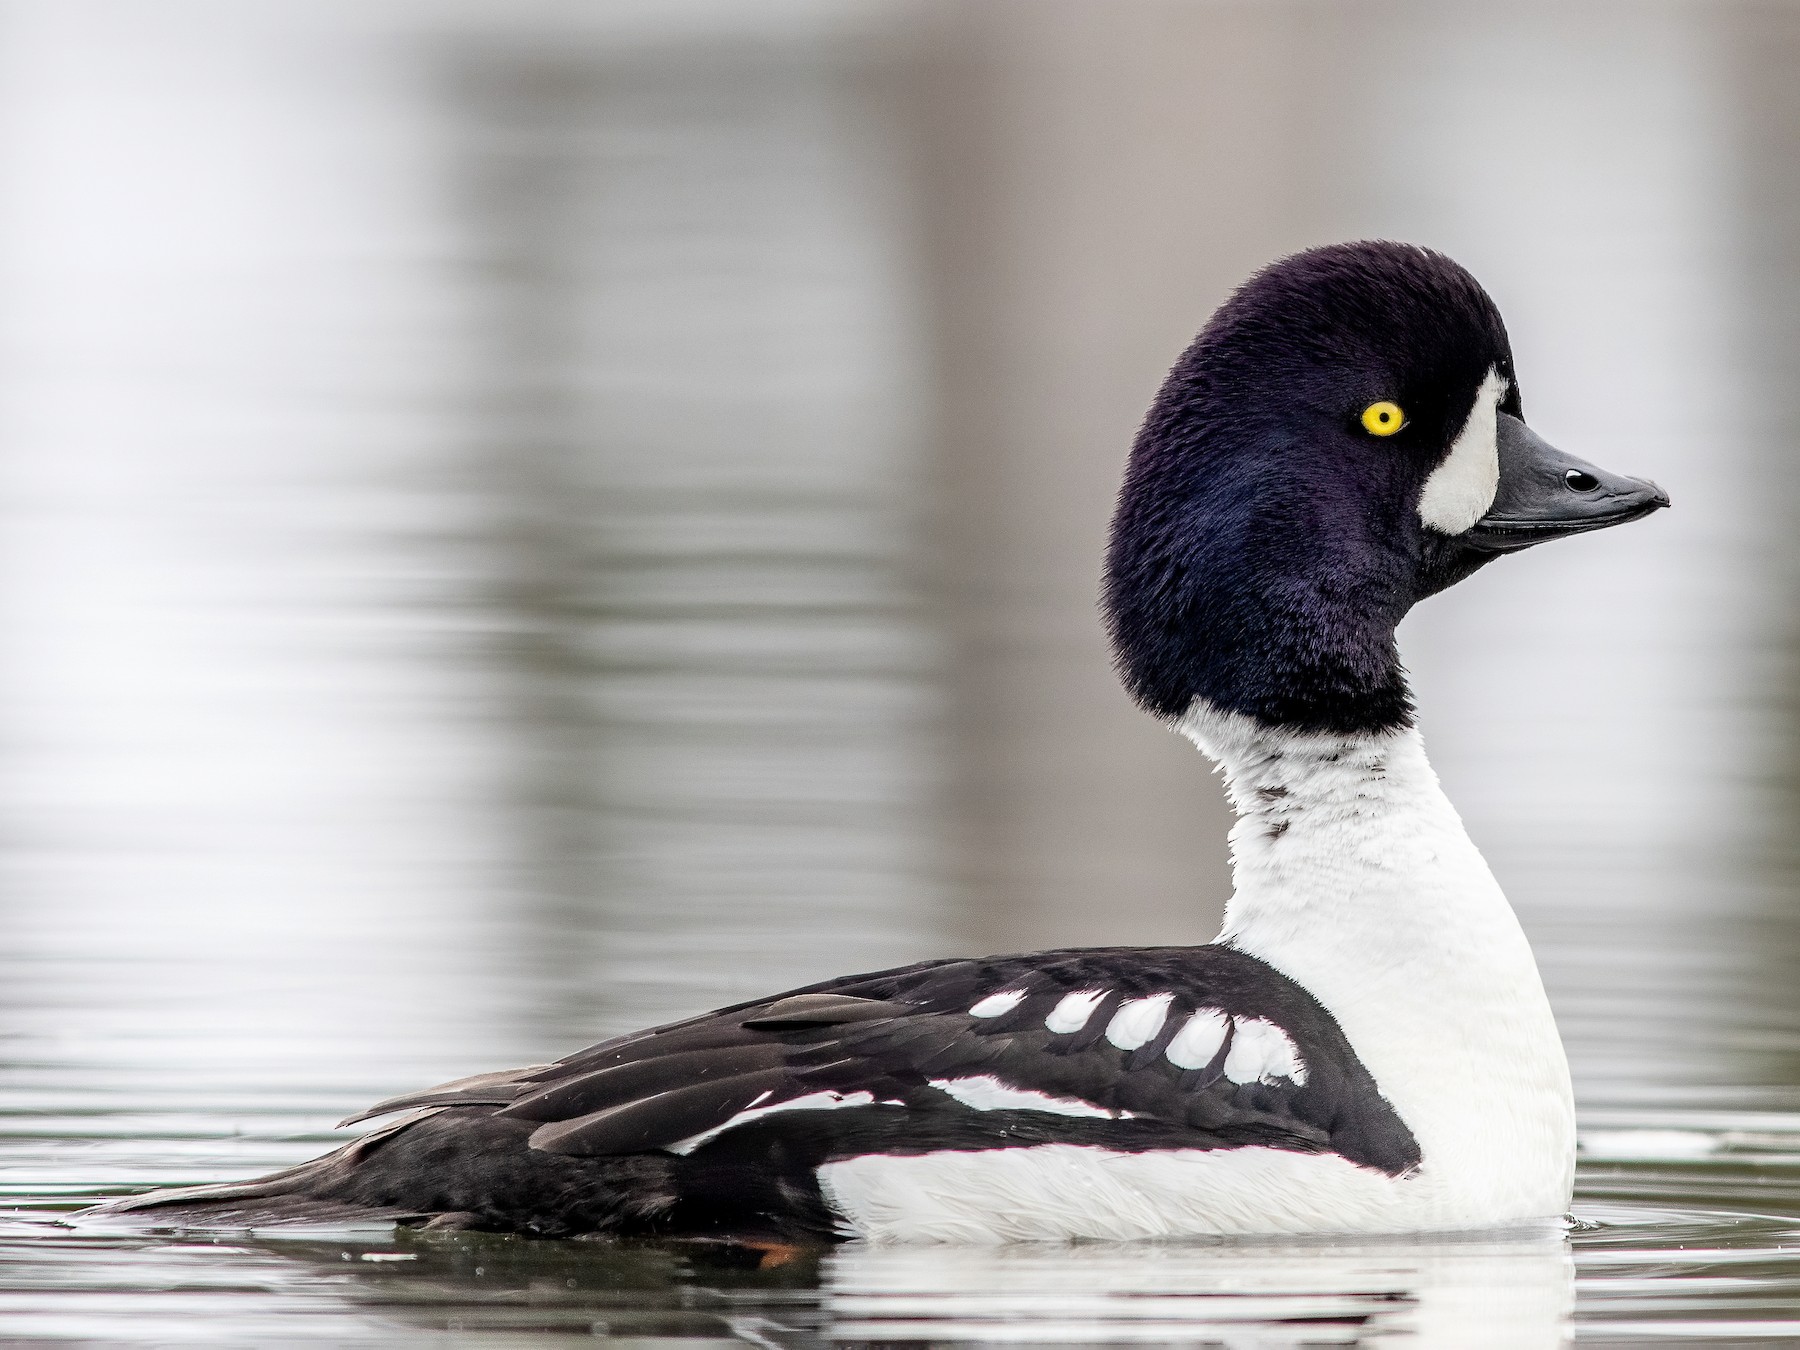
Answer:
[{"left": 1563, "top": 469, "right": 1599, "bottom": 492}]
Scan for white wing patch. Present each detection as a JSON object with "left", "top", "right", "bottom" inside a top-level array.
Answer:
[
  {"left": 1044, "top": 989, "right": 1108, "bottom": 1034},
  {"left": 1164, "top": 1008, "right": 1230, "bottom": 1070},
  {"left": 968, "top": 989, "right": 1027, "bottom": 1018},
  {"left": 664, "top": 1089, "right": 891, "bottom": 1155},
  {"left": 930, "top": 1075, "right": 1133, "bottom": 1120},
  {"left": 1158, "top": 1008, "right": 1306, "bottom": 1083},
  {"left": 1418, "top": 366, "right": 1507, "bottom": 534},
  {"left": 1105, "top": 993, "right": 1173, "bottom": 1050},
  {"left": 1223, "top": 1017, "right": 1309, "bottom": 1086}
]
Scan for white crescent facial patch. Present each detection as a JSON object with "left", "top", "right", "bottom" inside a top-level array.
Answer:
[{"left": 1417, "top": 367, "right": 1507, "bottom": 534}]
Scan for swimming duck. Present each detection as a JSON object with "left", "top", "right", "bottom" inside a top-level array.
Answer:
[{"left": 102, "top": 241, "right": 1667, "bottom": 1244}]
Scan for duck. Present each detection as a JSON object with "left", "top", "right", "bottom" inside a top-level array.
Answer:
[{"left": 98, "top": 240, "right": 1668, "bottom": 1245}]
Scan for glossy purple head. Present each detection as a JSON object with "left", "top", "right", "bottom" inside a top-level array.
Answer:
[{"left": 1103, "top": 242, "right": 1667, "bottom": 734}]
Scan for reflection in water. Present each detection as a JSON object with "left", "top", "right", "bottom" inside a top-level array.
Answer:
[
  {"left": 445, "top": 32, "right": 946, "bottom": 1036},
  {"left": 823, "top": 1235, "right": 1573, "bottom": 1346},
  {"left": 1, "top": 0, "right": 1800, "bottom": 1345},
  {"left": 217, "top": 1228, "right": 1574, "bottom": 1346}
]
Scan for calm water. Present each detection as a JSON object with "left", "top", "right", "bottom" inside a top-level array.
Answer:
[
  {"left": 7, "top": 916, "right": 1800, "bottom": 1347},
  {"left": 6, "top": 1, "right": 1800, "bottom": 1344}
]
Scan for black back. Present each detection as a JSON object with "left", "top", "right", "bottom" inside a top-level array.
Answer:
[{"left": 344, "top": 943, "right": 1420, "bottom": 1233}]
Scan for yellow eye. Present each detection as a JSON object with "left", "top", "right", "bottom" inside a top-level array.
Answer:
[{"left": 1361, "top": 401, "right": 1406, "bottom": 436}]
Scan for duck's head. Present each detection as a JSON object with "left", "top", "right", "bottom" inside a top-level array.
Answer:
[{"left": 1104, "top": 240, "right": 1668, "bottom": 735}]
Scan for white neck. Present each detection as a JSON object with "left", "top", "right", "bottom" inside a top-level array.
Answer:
[{"left": 1176, "top": 700, "right": 1575, "bottom": 1227}]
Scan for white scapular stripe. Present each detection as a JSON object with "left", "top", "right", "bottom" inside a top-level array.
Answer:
[
  {"left": 1221, "top": 1018, "right": 1307, "bottom": 1085},
  {"left": 1418, "top": 366, "right": 1507, "bottom": 534},
  {"left": 968, "top": 989, "right": 1026, "bottom": 1018},
  {"left": 1105, "top": 993, "right": 1174, "bottom": 1050},
  {"left": 1164, "top": 1008, "right": 1230, "bottom": 1070},
  {"left": 665, "top": 1089, "right": 884, "bottom": 1154},
  {"left": 930, "top": 1075, "right": 1126, "bottom": 1120},
  {"left": 1044, "top": 989, "right": 1108, "bottom": 1034}
]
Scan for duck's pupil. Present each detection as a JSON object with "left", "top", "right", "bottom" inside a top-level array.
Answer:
[{"left": 1564, "top": 469, "right": 1599, "bottom": 492}]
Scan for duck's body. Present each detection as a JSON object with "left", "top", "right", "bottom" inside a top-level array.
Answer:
[{"left": 99, "top": 242, "right": 1663, "bottom": 1244}]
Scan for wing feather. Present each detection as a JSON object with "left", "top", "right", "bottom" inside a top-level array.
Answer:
[
  {"left": 528, "top": 1066, "right": 801, "bottom": 1156},
  {"left": 499, "top": 1045, "right": 791, "bottom": 1124},
  {"left": 329, "top": 946, "right": 1421, "bottom": 1178},
  {"left": 740, "top": 993, "right": 916, "bottom": 1028},
  {"left": 338, "top": 1066, "right": 549, "bottom": 1128}
]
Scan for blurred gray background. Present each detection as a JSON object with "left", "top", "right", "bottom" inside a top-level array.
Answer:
[{"left": 2, "top": 0, "right": 1798, "bottom": 1126}]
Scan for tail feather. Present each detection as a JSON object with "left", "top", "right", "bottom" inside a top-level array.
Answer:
[
  {"left": 90, "top": 1186, "right": 419, "bottom": 1230},
  {"left": 82, "top": 1105, "right": 679, "bottom": 1238}
]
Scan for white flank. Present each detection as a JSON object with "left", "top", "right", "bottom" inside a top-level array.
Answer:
[
  {"left": 1164, "top": 1008, "right": 1230, "bottom": 1070},
  {"left": 968, "top": 989, "right": 1026, "bottom": 1019},
  {"left": 929, "top": 1075, "right": 1125, "bottom": 1120},
  {"left": 1222, "top": 1016, "right": 1307, "bottom": 1086},
  {"left": 818, "top": 1144, "right": 1561, "bottom": 1244},
  {"left": 1104, "top": 993, "right": 1173, "bottom": 1050},
  {"left": 1418, "top": 367, "right": 1507, "bottom": 534},
  {"left": 1044, "top": 989, "right": 1107, "bottom": 1034},
  {"left": 665, "top": 1089, "right": 885, "bottom": 1155}
]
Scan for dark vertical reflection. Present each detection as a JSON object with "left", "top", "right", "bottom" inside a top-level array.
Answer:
[
  {"left": 442, "top": 57, "right": 601, "bottom": 1032},
  {"left": 1722, "top": 2, "right": 1800, "bottom": 1094},
  {"left": 902, "top": 0, "right": 1329, "bottom": 951},
  {"left": 438, "top": 30, "right": 950, "bottom": 1038}
]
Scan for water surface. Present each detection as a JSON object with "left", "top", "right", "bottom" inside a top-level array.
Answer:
[{"left": 5, "top": 1, "right": 1800, "bottom": 1344}]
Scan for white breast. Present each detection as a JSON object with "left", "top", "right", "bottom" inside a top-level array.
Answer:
[
  {"left": 816, "top": 703, "right": 1574, "bottom": 1243},
  {"left": 1181, "top": 702, "right": 1576, "bottom": 1232}
]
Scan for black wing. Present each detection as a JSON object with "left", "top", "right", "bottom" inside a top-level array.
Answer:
[{"left": 349, "top": 945, "right": 1420, "bottom": 1178}]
